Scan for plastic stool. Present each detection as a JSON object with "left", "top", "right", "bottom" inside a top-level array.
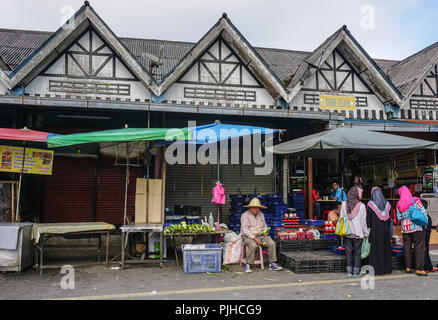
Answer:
[{"left": 240, "top": 242, "right": 264, "bottom": 270}]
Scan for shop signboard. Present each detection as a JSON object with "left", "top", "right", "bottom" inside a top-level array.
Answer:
[
  {"left": 0, "top": 145, "right": 54, "bottom": 175},
  {"left": 319, "top": 95, "right": 356, "bottom": 111}
]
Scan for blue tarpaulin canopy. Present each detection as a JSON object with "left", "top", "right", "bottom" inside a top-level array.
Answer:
[{"left": 159, "top": 122, "right": 279, "bottom": 145}]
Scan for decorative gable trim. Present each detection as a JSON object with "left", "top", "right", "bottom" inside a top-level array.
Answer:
[
  {"left": 157, "top": 14, "right": 289, "bottom": 101},
  {"left": 287, "top": 26, "right": 403, "bottom": 106}
]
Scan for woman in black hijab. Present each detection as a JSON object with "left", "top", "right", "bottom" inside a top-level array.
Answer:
[{"left": 366, "top": 187, "right": 392, "bottom": 275}]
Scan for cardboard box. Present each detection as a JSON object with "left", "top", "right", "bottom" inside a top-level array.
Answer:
[
  {"left": 135, "top": 178, "right": 163, "bottom": 224},
  {"left": 135, "top": 178, "right": 147, "bottom": 224},
  {"left": 147, "top": 179, "right": 163, "bottom": 224}
]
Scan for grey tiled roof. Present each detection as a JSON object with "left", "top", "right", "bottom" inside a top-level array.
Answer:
[
  {"left": 387, "top": 42, "right": 438, "bottom": 96},
  {"left": 287, "top": 26, "right": 346, "bottom": 89},
  {"left": 374, "top": 59, "right": 399, "bottom": 74},
  {"left": 0, "top": 27, "right": 414, "bottom": 92},
  {"left": 0, "top": 28, "right": 51, "bottom": 70}
]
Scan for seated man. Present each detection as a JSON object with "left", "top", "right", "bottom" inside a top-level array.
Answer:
[
  {"left": 240, "top": 198, "right": 282, "bottom": 273},
  {"left": 329, "top": 181, "right": 347, "bottom": 203}
]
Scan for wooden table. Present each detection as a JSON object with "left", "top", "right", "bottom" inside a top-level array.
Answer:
[{"left": 165, "top": 227, "right": 232, "bottom": 267}]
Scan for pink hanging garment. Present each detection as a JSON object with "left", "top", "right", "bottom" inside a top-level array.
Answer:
[{"left": 212, "top": 182, "right": 226, "bottom": 205}]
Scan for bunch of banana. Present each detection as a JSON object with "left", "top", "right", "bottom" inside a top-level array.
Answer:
[{"left": 164, "top": 222, "right": 216, "bottom": 234}]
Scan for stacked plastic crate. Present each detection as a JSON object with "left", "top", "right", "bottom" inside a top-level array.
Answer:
[
  {"left": 292, "top": 191, "right": 305, "bottom": 219},
  {"left": 228, "top": 194, "right": 248, "bottom": 234},
  {"left": 266, "top": 195, "right": 286, "bottom": 238}
]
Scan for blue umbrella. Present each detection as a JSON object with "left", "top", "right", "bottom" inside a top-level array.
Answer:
[{"left": 159, "top": 120, "right": 279, "bottom": 181}]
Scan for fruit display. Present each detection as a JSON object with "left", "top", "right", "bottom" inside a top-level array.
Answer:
[{"left": 164, "top": 221, "right": 216, "bottom": 234}]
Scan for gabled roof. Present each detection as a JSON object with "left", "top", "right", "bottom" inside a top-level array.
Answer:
[
  {"left": 387, "top": 41, "right": 438, "bottom": 100},
  {"left": 286, "top": 25, "right": 403, "bottom": 105},
  {"left": 0, "top": 28, "right": 311, "bottom": 84},
  {"left": 155, "top": 13, "right": 290, "bottom": 100},
  {"left": 0, "top": 3, "right": 417, "bottom": 107},
  {"left": 0, "top": 2, "right": 160, "bottom": 94}
]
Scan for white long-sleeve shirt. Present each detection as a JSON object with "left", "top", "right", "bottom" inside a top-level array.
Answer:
[
  {"left": 240, "top": 210, "right": 268, "bottom": 239},
  {"left": 340, "top": 202, "right": 369, "bottom": 239}
]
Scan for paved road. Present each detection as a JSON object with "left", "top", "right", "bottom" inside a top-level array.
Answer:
[{"left": 2, "top": 261, "right": 438, "bottom": 300}]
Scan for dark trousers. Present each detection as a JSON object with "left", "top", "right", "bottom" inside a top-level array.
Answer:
[
  {"left": 314, "top": 202, "right": 321, "bottom": 220},
  {"left": 403, "top": 230, "right": 426, "bottom": 271},
  {"left": 424, "top": 215, "right": 433, "bottom": 271},
  {"left": 345, "top": 237, "right": 363, "bottom": 275}
]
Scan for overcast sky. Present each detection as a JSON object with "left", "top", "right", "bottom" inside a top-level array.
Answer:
[{"left": 2, "top": 0, "right": 437, "bottom": 60}]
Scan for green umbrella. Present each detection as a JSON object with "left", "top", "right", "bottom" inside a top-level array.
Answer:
[{"left": 47, "top": 127, "right": 191, "bottom": 148}]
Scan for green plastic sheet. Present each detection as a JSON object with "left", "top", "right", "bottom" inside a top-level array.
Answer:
[{"left": 47, "top": 127, "right": 191, "bottom": 148}]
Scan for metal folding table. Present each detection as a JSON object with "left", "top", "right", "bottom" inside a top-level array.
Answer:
[{"left": 120, "top": 224, "right": 165, "bottom": 269}]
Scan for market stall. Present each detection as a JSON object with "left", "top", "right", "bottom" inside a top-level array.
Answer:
[
  {"left": 159, "top": 121, "right": 279, "bottom": 225},
  {"left": 267, "top": 126, "right": 438, "bottom": 219},
  {"left": 47, "top": 126, "right": 191, "bottom": 268}
]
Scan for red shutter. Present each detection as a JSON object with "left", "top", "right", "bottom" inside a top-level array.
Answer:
[
  {"left": 44, "top": 156, "right": 95, "bottom": 222},
  {"left": 96, "top": 157, "right": 144, "bottom": 225}
]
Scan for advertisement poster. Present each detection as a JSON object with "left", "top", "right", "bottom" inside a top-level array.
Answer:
[
  {"left": 319, "top": 95, "right": 356, "bottom": 111},
  {"left": 0, "top": 145, "right": 53, "bottom": 175}
]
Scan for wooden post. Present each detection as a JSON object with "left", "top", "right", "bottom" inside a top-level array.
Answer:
[
  {"left": 11, "top": 182, "right": 15, "bottom": 222},
  {"left": 160, "top": 146, "right": 167, "bottom": 224},
  {"left": 308, "top": 157, "right": 313, "bottom": 219},
  {"left": 283, "top": 157, "right": 288, "bottom": 205}
]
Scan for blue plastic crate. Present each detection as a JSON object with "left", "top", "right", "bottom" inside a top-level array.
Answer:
[
  {"left": 165, "top": 216, "right": 186, "bottom": 224},
  {"left": 329, "top": 246, "right": 345, "bottom": 255},
  {"left": 182, "top": 244, "right": 222, "bottom": 274},
  {"left": 186, "top": 216, "right": 201, "bottom": 224},
  {"left": 392, "top": 250, "right": 404, "bottom": 257},
  {"left": 230, "top": 194, "right": 247, "bottom": 201},
  {"left": 301, "top": 219, "right": 324, "bottom": 226},
  {"left": 321, "top": 234, "right": 338, "bottom": 239}
]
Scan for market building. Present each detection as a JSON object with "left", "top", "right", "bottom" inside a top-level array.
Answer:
[{"left": 1, "top": 1, "right": 438, "bottom": 226}]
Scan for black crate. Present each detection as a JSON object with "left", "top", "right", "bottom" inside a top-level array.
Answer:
[
  {"left": 276, "top": 239, "right": 311, "bottom": 252},
  {"left": 329, "top": 258, "right": 346, "bottom": 273},
  {"left": 310, "top": 238, "right": 341, "bottom": 250},
  {"left": 391, "top": 256, "right": 405, "bottom": 270},
  {"left": 292, "top": 259, "right": 331, "bottom": 273},
  {"left": 278, "top": 253, "right": 293, "bottom": 269},
  {"left": 279, "top": 251, "right": 343, "bottom": 274}
]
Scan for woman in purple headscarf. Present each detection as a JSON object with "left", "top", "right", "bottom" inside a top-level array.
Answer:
[{"left": 367, "top": 187, "right": 392, "bottom": 275}]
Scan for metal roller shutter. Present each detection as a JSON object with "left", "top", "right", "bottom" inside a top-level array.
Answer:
[
  {"left": 96, "top": 156, "right": 144, "bottom": 225},
  {"left": 165, "top": 162, "right": 274, "bottom": 224},
  {"left": 44, "top": 156, "right": 95, "bottom": 223}
]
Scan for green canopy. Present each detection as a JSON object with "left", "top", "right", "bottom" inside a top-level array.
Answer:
[
  {"left": 47, "top": 127, "right": 191, "bottom": 148},
  {"left": 266, "top": 126, "right": 438, "bottom": 154}
]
